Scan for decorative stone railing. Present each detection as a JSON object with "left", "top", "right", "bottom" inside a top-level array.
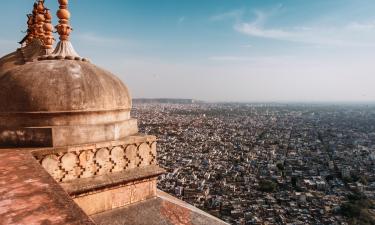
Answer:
[{"left": 33, "top": 135, "right": 157, "bottom": 183}]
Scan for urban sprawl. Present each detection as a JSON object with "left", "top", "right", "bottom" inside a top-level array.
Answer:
[{"left": 133, "top": 102, "right": 375, "bottom": 225}]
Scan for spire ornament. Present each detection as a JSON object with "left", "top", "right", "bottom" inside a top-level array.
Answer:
[
  {"left": 35, "top": 0, "right": 46, "bottom": 40},
  {"left": 30, "top": 2, "right": 38, "bottom": 40},
  {"left": 43, "top": 9, "right": 55, "bottom": 53},
  {"left": 18, "top": 14, "right": 34, "bottom": 46},
  {"left": 18, "top": 3, "right": 38, "bottom": 46},
  {"left": 47, "top": 0, "right": 83, "bottom": 60},
  {"left": 18, "top": 1, "right": 47, "bottom": 62},
  {"left": 56, "top": 0, "right": 72, "bottom": 41}
]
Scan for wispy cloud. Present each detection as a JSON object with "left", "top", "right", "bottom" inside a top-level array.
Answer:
[
  {"left": 208, "top": 55, "right": 294, "bottom": 64},
  {"left": 75, "top": 33, "right": 137, "bottom": 47},
  {"left": 178, "top": 16, "right": 186, "bottom": 25},
  {"left": 236, "top": 22, "right": 375, "bottom": 47},
  {"left": 235, "top": 22, "right": 292, "bottom": 40},
  {"left": 210, "top": 9, "right": 244, "bottom": 22},
  {"left": 213, "top": 7, "right": 375, "bottom": 48},
  {"left": 209, "top": 56, "right": 255, "bottom": 61},
  {"left": 346, "top": 21, "right": 375, "bottom": 31},
  {"left": 241, "top": 44, "right": 253, "bottom": 48}
]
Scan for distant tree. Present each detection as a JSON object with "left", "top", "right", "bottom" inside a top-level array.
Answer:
[
  {"left": 343, "top": 176, "right": 353, "bottom": 184},
  {"left": 359, "top": 176, "right": 369, "bottom": 186},
  {"left": 259, "top": 180, "right": 277, "bottom": 193},
  {"left": 341, "top": 203, "right": 361, "bottom": 218},
  {"left": 348, "top": 192, "right": 365, "bottom": 202},
  {"left": 325, "top": 175, "right": 334, "bottom": 181},
  {"left": 341, "top": 192, "right": 375, "bottom": 225},
  {"left": 276, "top": 163, "right": 284, "bottom": 171},
  {"left": 291, "top": 177, "right": 297, "bottom": 187}
]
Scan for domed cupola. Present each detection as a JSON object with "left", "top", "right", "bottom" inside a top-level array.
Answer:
[
  {"left": 0, "top": 0, "right": 137, "bottom": 147},
  {"left": 0, "top": 2, "right": 228, "bottom": 224}
]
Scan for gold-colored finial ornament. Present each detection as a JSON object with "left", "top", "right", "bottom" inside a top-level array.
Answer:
[
  {"left": 19, "top": 0, "right": 49, "bottom": 47},
  {"left": 30, "top": 2, "right": 38, "bottom": 39},
  {"left": 56, "top": 0, "right": 72, "bottom": 41},
  {"left": 20, "top": 0, "right": 85, "bottom": 61},
  {"left": 47, "top": 0, "right": 84, "bottom": 60},
  {"left": 18, "top": 0, "right": 50, "bottom": 62},
  {"left": 43, "top": 9, "right": 55, "bottom": 52},
  {"left": 18, "top": 13, "right": 35, "bottom": 46},
  {"left": 18, "top": 2, "right": 38, "bottom": 46},
  {"left": 35, "top": 0, "right": 46, "bottom": 40}
]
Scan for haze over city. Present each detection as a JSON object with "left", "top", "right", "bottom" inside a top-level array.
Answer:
[
  {"left": 2, "top": 1, "right": 375, "bottom": 225},
  {"left": 1, "top": 0, "right": 375, "bottom": 102}
]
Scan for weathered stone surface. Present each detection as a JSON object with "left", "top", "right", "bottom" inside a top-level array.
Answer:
[
  {"left": 137, "top": 143, "right": 151, "bottom": 167},
  {"left": 79, "top": 150, "right": 96, "bottom": 178},
  {"left": 0, "top": 149, "right": 95, "bottom": 225},
  {"left": 125, "top": 145, "right": 138, "bottom": 169},
  {"left": 50, "top": 118, "right": 138, "bottom": 147},
  {"left": 61, "top": 152, "right": 81, "bottom": 182},
  {"left": 0, "top": 110, "right": 131, "bottom": 128},
  {"left": 0, "top": 127, "right": 53, "bottom": 147},
  {"left": 95, "top": 148, "right": 112, "bottom": 175},
  {"left": 60, "top": 165, "right": 165, "bottom": 196},
  {"left": 0, "top": 57, "right": 137, "bottom": 147},
  {"left": 0, "top": 118, "right": 139, "bottom": 148},
  {"left": 41, "top": 154, "right": 65, "bottom": 181},
  {"left": 73, "top": 178, "right": 157, "bottom": 215},
  {"left": 0, "top": 50, "right": 25, "bottom": 77},
  {"left": 92, "top": 191, "right": 229, "bottom": 225},
  {"left": 111, "top": 146, "right": 127, "bottom": 172},
  {"left": 0, "top": 60, "right": 131, "bottom": 112},
  {"left": 35, "top": 136, "right": 158, "bottom": 183}
]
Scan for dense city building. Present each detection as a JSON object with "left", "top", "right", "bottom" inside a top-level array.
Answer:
[
  {"left": 0, "top": 1, "right": 226, "bottom": 225},
  {"left": 134, "top": 102, "right": 375, "bottom": 225}
]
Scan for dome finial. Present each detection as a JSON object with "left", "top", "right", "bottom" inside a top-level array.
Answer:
[
  {"left": 56, "top": 0, "right": 72, "bottom": 41},
  {"left": 35, "top": 0, "right": 46, "bottom": 40},
  {"left": 45, "top": 0, "right": 83, "bottom": 61},
  {"left": 20, "top": 0, "right": 46, "bottom": 45},
  {"left": 43, "top": 9, "right": 55, "bottom": 52},
  {"left": 19, "top": 2, "right": 39, "bottom": 46},
  {"left": 18, "top": 14, "right": 34, "bottom": 46}
]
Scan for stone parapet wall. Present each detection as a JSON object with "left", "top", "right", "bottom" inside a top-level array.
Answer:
[{"left": 33, "top": 135, "right": 157, "bottom": 183}]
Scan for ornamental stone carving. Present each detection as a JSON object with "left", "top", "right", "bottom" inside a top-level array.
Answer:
[{"left": 35, "top": 140, "right": 157, "bottom": 182}]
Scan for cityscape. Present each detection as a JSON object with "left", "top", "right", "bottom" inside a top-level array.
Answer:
[{"left": 134, "top": 102, "right": 375, "bottom": 225}]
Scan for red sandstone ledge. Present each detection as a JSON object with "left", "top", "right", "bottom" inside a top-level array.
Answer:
[
  {"left": 61, "top": 165, "right": 166, "bottom": 197},
  {"left": 0, "top": 149, "right": 95, "bottom": 225}
]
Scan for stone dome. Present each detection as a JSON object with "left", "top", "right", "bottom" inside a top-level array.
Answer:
[
  {"left": 0, "top": 0, "right": 139, "bottom": 148},
  {"left": 0, "top": 46, "right": 138, "bottom": 148},
  {"left": 0, "top": 60, "right": 132, "bottom": 113}
]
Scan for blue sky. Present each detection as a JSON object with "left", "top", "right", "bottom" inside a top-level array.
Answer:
[{"left": 1, "top": 0, "right": 375, "bottom": 102}]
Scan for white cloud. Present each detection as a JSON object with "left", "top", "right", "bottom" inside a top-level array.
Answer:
[
  {"left": 232, "top": 9, "right": 375, "bottom": 47},
  {"left": 208, "top": 55, "right": 296, "bottom": 64},
  {"left": 235, "top": 23, "right": 293, "bottom": 39},
  {"left": 209, "top": 56, "right": 255, "bottom": 61},
  {"left": 241, "top": 44, "right": 253, "bottom": 48},
  {"left": 210, "top": 9, "right": 244, "bottom": 22},
  {"left": 346, "top": 21, "right": 375, "bottom": 31},
  {"left": 75, "top": 33, "right": 136, "bottom": 47}
]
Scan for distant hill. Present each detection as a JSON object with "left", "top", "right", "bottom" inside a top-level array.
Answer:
[{"left": 133, "top": 98, "right": 202, "bottom": 104}]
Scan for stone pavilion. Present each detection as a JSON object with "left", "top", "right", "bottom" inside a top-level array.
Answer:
[{"left": 0, "top": 1, "right": 228, "bottom": 224}]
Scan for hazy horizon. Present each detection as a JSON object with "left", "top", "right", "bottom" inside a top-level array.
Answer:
[{"left": 1, "top": 0, "right": 375, "bottom": 102}]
